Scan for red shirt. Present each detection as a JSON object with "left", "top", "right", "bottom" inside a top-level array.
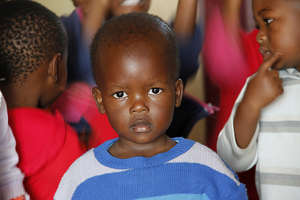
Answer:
[{"left": 8, "top": 108, "right": 86, "bottom": 200}]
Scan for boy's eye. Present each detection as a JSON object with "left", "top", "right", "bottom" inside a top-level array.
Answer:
[
  {"left": 263, "top": 18, "right": 273, "bottom": 26},
  {"left": 113, "top": 91, "right": 128, "bottom": 99},
  {"left": 148, "top": 88, "right": 162, "bottom": 95}
]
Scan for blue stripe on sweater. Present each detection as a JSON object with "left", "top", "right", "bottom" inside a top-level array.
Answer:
[
  {"left": 136, "top": 193, "right": 210, "bottom": 200},
  {"left": 72, "top": 163, "right": 246, "bottom": 200}
]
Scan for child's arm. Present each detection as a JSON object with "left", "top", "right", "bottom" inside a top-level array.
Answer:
[
  {"left": 10, "top": 196, "right": 25, "bottom": 200},
  {"left": 173, "top": 0, "right": 203, "bottom": 84},
  {"left": 0, "top": 93, "right": 26, "bottom": 200},
  {"left": 234, "top": 54, "right": 283, "bottom": 148},
  {"left": 81, "top": 0, "right": 110, "bottom": 44},
  {"left": 220, "top": 0, "right": 243, "bottom": 39},
  {"left": 217, "top": 54, "right": 283, "bottom": 171},
  {"left": 173, "top": 0, "right": 198, "bottom": 38}
]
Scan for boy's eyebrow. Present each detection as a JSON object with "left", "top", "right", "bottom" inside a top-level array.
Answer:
[
  {"left": 258, "top": 8, "right": 273, "bottom": 16},
  {"left": 109, "top": 83, "right": 127, "bottom": 88},
  {"left": 146, "top": 79, "right": 171, "bottom": 85}
]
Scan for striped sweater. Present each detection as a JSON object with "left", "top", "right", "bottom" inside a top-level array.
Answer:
[
  {"left": 217, "top": 68, "right": 300, "bottom": 199},
  {"left": 55, "top": 137, "right": 247, "bottom": 200}
]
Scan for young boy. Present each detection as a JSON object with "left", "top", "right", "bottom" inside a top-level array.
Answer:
[
  {"left": 55, "top": 13, "right": 247, "bottom": 200},
  {"left": 57, "top": 0, "right": 209, "bottom": 149},
  {"left": 0, "top": 1, "right": 85, "bottom": 199},
  {"left": 217, "top": 0, "right": 300, "bottom": 199}
]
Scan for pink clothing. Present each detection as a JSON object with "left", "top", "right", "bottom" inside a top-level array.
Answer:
[
  {"left": 52, "top": 82, "right": 118, "bottom": 149},
  {"left": 204, "top": 1, "right": 248, "bottom": 91}
]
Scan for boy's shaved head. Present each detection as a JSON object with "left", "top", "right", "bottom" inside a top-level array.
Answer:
[
  {"left": 0, "top": 0, "right": 67, "bottom": 85},
  {"left": 91, "top": 12, "right": 180, "bottom": 83}
]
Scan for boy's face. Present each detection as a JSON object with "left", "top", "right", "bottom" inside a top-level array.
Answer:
[
  {"left": 253, "top": 0, "right": 300, "bottom": 69},
  {"left": 93, "top": 40, "right": 183, "bottom": 145},
  {"left": 111, "top": 0, "right": 151, "bottom": 16}
]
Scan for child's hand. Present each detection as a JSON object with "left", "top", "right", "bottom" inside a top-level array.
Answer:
[
  {"left": 233, "top": 53, "right": 283, "bottom": 148},
  {"left": 82, "top": 0, "right": 111, "bottom": 17},
  {"left": 10, "top": 195, "right": 25, "bottom": 200},
  {"left": 243, "top": 53, "right": 283, "bottom": 111},
  {"left": 174, "top": 0, "right": 198, "bottom": 38},
  {"left": 81, "top": 0, "right": 111, "bottom": 42}
]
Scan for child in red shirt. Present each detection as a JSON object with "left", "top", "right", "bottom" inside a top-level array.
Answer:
[{"left": 0, "top": 1, "right": 86, "bottom": 199}]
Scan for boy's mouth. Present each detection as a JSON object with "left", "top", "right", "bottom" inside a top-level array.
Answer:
[
  {"left": 129, "top": 119, "right": 152, "bottom": 133},
  {"left": 259, "top": 47, "right": 272, "bottom": 60},
  {"left": 121, "top": 0, "right": 142, "bottom": 6}
]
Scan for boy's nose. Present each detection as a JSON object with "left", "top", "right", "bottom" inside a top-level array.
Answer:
[
  {"left": 130, "top": 96, "right": 149, "bottom": 113},
  {"left": 256, "top": 31, "right": 266, "bottom": 44}
]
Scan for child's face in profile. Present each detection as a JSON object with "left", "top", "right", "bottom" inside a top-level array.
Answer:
[
  {"left": 93, "top": 40, "right": 182, "bottom": 145},
  {"left": 253, "top": 0, "right": 300, "bottom": 69},
  {"left": 111, "top": 0, "right": 151, "bottom": 16}
]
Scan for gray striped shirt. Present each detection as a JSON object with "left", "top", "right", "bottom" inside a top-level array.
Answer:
[{"left": 217, "top": 68, "right": 300, "bottom": 199}]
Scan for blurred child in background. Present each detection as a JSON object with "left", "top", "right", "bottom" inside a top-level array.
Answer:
[{"left": 0, "top": 1, "right": 85, "bottom": 199}]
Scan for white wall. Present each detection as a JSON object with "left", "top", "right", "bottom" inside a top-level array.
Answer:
[
  {"left": 149, "top": 0, "right": 178, "bottom": 21},
  {"left": 34, "top": 0, "right": 74, "bottom": 16}
]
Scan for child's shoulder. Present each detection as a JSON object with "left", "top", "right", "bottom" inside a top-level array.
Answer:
[
  {"left": 175, "top": 138, "right": 240, "bottom": 185},
  {"left": 63, "top": 148, "right": 98, "bottom": 174},
  {"left": 58, "top": 139, "right": 121, "bottom": 182},
  {"left": 55, "top": 149, "right": 96, "bottom": 199},
  {"left": 55, "top": 142, "right": 124, "bottom": 199}
]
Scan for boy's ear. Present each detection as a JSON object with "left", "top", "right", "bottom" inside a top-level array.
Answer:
[
  {"left": 92, "top": 87, "right": 106, "bottom": 114},
  {"left": 48, "top": 53, "right": 67, "bottom": 90},
  {"left": 175, "top": 78, "right": 183, "bottom": 107}
]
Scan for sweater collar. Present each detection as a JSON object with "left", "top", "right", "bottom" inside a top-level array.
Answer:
[{"left": 94, "top": 137, "right": 194, "bottom": 169}]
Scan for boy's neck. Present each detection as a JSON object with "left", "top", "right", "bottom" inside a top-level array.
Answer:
[
  {"left": 1, "top": 84, "right": 41, "bottom": 109},
  {"left": 108, "top": 135, "right": 176, "bottom": 159}
]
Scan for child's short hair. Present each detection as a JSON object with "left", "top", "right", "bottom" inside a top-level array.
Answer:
[
  {"left": 91, "top": 12, "right": 180, "bottom": 82},
  {"left": 0, "top": 0, "right": 67, "bottom": 85}
]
